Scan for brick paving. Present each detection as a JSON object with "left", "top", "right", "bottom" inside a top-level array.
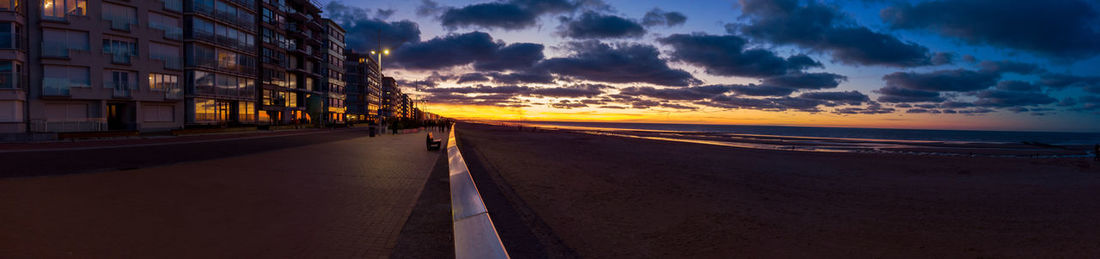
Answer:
[{"left": 0, "top": 131, "right": 443, "bottom": 258}]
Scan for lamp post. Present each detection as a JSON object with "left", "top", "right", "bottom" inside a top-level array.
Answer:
[{"left": 370, "top": 49, "right": 389, "bottom": 72}]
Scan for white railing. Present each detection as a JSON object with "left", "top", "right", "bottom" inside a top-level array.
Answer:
[
  {"left": 30, "top": 118, "right": 107, "bottom": 133},
  {"left": 447, "top": 124, "right": 510, "bottom": 259}
]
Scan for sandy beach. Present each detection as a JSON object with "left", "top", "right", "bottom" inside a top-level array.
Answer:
[{"left": 455, "top": 122, "right": 1100, "bottom": 257}]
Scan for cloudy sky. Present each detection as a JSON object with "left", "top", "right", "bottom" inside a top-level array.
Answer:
[{"left": 320, "top": 0, "right": 1100, "bottom": 132}]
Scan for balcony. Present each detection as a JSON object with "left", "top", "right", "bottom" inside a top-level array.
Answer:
[
  {"left": 104, "top": 14, "right": 136, "bottom": 31},
  {"left": 30, "top": 118, "right": 107, "bottom": 133},
  {"left": 41, "top": 42, "right": 85, "bottom": 58},
  {"left": 107, "top": 81, "right": 132, "bottom": 98},
  {"left": 153, "top": 56, "right": 183, "bottom": 70},
  {"left": 149, "top": 23, "right": 183, "bottom": 40},
  {"left": 161, "top": 0, "right": 183, "bottom": 12},
  {"left": 42, "top": 78, "right": 71, "bottom": 96},
  {"left": 109, "top": 52, "right": 132, "bottom": 65}
]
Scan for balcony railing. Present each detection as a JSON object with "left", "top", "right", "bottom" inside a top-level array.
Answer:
[
  {"left": 104, "top": 14, "right": 136, "bottom": 31},
  {"left": 106, "top": 80, "right": 133, "bottom": 97},
  {"left": 30, "top": 118, "right": 108, "bottom": 133},
  {"left": 153, "top": 56, "right": 182, "bottom": 70},
  {"left": 42, "top": 42, "right": 70, "bottom": 58},
  {"left": 110, "top": 52, "right": 132, "bottom": 64},
  {"left": 149, "top": 23, "right": 183, "bottom": 40},
  {"left": 43, "top": 78, "right": 73, "bottom": 96},
  {"left": 166, "top": 88, "right": 183, "bottom": 99},
  {"left": 161, "top": 0, "right": 183, "bottom": 12}
]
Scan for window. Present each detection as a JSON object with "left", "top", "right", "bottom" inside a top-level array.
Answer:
[
  {"left": 42, "top": 66, "right": 89, "bottom": 96},
  {"left": 287, "top": 92, "right": 296, "bottom": 107},
  {"left": 102, "top": 38, "right": 137, "bottom": 64},
  {"left": 186, "top": 43, "right": 215, "bottom": 68},
  {"left": 237, "top": 77, "right": 253, "bottom": 98},
  {"left": 149, "top": 12, "right": 182, "bottom": 39},
  {"left": 217, "top": 50, "right": 237, "bottom": 70},
  {"left": 0, "top": 61, "right": 18, "bottom": 89},
  {"left": 189, "top": 0, "right": 213, "bottom": 14},
  {"left": 189, "top": 70, "right": 214, "bottom": 95},
  {"left": 0, "top": 0, "right": 20, "bottom": 12},
  {"left": 287, "top": 73, "right": 297, "bottom": 89},
  {"left": 0, "top": 22, "right": 19, "bottom": 49},
  {"left": 0, "top": 100, "right": 22, "bottom": 123},
  {"left": 238, "top": 102, "right": 254, "bottom": 122},
  {"left": 150, "top": 43, "right": 181, "bottom": 69},
  {"left": 262, "top": 89, "right": 272, "bottom": 105},
  {"left": 42, "top": 29, "right": 88, "bottom": 57},
  {"left": 216, "top": 74, "right": 236, "bottom": 97},
  {"left": 149, "top": 73, "right": 179, "bottom": 92},
  {"left": 107, "top": 70, "right": 133, "bottom": 90},
  {"left": 190, "top": 17, "right": 214, "bottom": 41},
  {"left": 191, "top": 98, "right": 216, "bottom": 122},
  {"left": 43, "top": 0, "right": 85, "bottom": 20},
  {"left": 102, "top": 3, "right": 135, "bottom": 30}
]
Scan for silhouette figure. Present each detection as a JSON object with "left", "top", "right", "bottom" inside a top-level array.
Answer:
[{"left": 1094, "top": 144, "right": 1099, "bottom": 161}]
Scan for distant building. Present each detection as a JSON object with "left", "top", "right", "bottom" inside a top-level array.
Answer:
[
  {"left": 381, "top": 76, "right": 399, "bottom": 119},
  {"left": 321, "top": 18, "right": 345, "bottom": 124},
  {"left": 345, "top": 50, "right": 380, "bottom": 123}
]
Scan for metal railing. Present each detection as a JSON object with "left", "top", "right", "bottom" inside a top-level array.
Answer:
[
  {"left": 446, "top": 124, "right": 510, "bottom": 259},
  {"left": 30, "top": 118, "right": 107, "bottom": 133}
]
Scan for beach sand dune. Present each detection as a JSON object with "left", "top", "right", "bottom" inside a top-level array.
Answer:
[{"left": 455, "top": 123, "right": 1100, "bottom": 258}]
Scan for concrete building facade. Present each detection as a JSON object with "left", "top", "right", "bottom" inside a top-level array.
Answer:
[
  {"left": 321, "top": 18, "right": 343, "bottom": 124},
  {"left": 183, "top": 0, "right": 258, "bottom": 126},
  {"left": 25, "top": 0, "right": 185, "bottom": 133}
]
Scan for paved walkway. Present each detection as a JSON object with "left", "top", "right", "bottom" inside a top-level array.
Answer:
[{"left": 0, "top": 131, "right": 443, "bottom": 258}]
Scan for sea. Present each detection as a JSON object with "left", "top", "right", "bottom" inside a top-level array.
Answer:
[{"left": 511, "top": 121, "right": 1100, "bottom": 146}]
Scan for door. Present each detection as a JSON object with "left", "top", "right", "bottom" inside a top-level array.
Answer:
[
  {"left": 216, "top": 101, "right": 230, "bottom": 125},
  {"left": 107, "top": 103, "right": 125, "bottom": 130}
]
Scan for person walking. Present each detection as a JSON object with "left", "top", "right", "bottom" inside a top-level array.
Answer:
[{"left": 1094, "top": 144, "right": 1099, "bottom": 161}]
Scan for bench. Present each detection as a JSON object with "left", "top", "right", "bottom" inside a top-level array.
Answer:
[{"left": 426, "top": 132, "right": 442, "bottom": 150}]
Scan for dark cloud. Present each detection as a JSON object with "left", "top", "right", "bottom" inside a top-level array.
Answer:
[
  {"left": 906, "top": 108, "right": 941, "bottom": 114},
  {"left": 881, "top": 69, "right": 999, "bottom": 92},
  {"left": 599, "top": 105, "right": 628, "bottom": 109},
  {"left": 416, "top": 0, "right": 444, "bottom": 17},
  {"left": 660, "top": 103, "right": 697, "bottom": 110},
  {"left": 375, "top": 9, "right": 396, "bottom": 19},
  {"left": 875, "top": 86, "right": 945, "bottom": 103},
  {"left": 760, "top": 72, "right": 847, "bottom": 90},
  {"left": 619, "top": 85, "right": 733, "bottom": 100},
  {"left": 392, "top": 32, "right": 499, "bottom": 69},
  {"left": 392, "top": 32, "right": 545, "bottom": 72},
  {"left": 551, "top": 100, "right": 589, "bottom": 109},
  {"left": 642, "top": 8, "right": 687, "bottom": 27},
  {"left": 728, "top": 84, "right": 796, "bottom": 96},
  {"left": 972, "top": 89, "right": 1058, "bottom": 108},
  {"left": 456, "top": 73, "right": 491, "bottom": 84},
  {"left": 995, "top": 80, "right": 1041, "bottom": 92},
  {"left": 422, "top": 84, "right": 607, "bottom": 98},
  {"left": 833, "top": 103, "right": 896, "bottom": 114},
  {"left": 473, "top": 43, "right": 545, "bottom": 71},
  {"left": 659, "top": 33, "right": 822, "bottom": 77},
  {"left": 881, "top": 0, "right": 1100, "bottom": 59},
  {"left": 439, "top": 0, "right": 581, "bottom": 30},
  {"left": 978, "top": 60, "right": 1044, "bottom": 75},
  {"left": 489, "top": 71, "right": 556, "bottom": 84},
  {"left": 537, "top": 41, "right": 699, "bottom": 86},
  {"left": 735, "top": 0, "right": 933, "bottom": 67},
  {"left": 1039, "top": 74, "right": 1100, "bottom": 89},
  {"left": 559, "top": 11, "right": 646, "bottom": 39},
  {"left": 930, "top": 52, "right": 954, "bottom": 65},
  {"left": 798, "top": 91, "right": 871, "bottom": 106},
  {"left": 326, "top": 2, "right": 422, "bottom": 51},
  {"left": 422, "top": 92, "right": 528, "bottom": 107}
]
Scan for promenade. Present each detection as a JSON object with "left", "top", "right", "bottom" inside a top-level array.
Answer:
[{"left": 0, "top": 128, "right": 444, "bottom": 258}]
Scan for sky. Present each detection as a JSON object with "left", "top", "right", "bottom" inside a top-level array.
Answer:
[{"left": 318, "top": 0, "right": 1100, "bottom": 132}]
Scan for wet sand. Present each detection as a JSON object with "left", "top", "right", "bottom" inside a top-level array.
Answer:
[{"left": 455, "top": 122, "right": 1100, "bottom": 258}]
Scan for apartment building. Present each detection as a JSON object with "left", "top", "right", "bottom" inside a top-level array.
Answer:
[
  {"left": 0, "top": 1, "right": 26, "bottom": 133},
  {"left": 23, "top": 0, "right": 185, "bottom": 133},
  {"left": 183, "top": 0, "right": 259, "bottom": 126},
  {"left": 344, "top": 50, "right": 380, "bottom": 123},
  {"left": 380, "top": 76, "right": 398, "bottom": 119},
  {"left": 321, "top": 18, "right": 343, "bottom": 124},
  {"left": 258, "top": 0, "right": 322, "bottom": 125}
]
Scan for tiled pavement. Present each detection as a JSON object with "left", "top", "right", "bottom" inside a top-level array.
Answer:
[{"left": 0, "top": 131, "right": 443, "bottom": 258}]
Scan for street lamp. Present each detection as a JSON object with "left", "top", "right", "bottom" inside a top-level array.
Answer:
[{"left": 370, "top": 49, "right": 389, "bottom": 72}]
